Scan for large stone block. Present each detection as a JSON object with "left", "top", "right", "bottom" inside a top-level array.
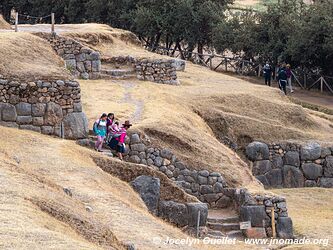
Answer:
[
  {"left": 265, "top": 169, "right": 283, "bottom": 187},
  {"left": 319, "top": 177, "right": 333, "bottom": 188},
  {"left": 301, "top": 163, "right": 322, "bottom": 180},
  {"left": 1, "top": 103, "right": 17, "bottom": 121},
  {"left": 158, "top": 200, "right": 188, "bottom": 227},
  {"left": 16, "top": 116, "right": 32, "bottom": 125},
  {"left": 15, "top": 102, "right": 31, "bottom": 116},
  {"left": 300, "top": 142, "right": 321, "bottom": 161},
  {"left": 63, "top": 112, "right": 89, "bottom": 139},
  {"left": 19, "top": 125, "right": 41, "bottom": 133},
  {"left": 129, "top": 155, "right": 141, "bottom": 164},
  {"left": 272, "top": 155, "right": 283, "bottom": 169},
  {"left": 283, "top": 165, "right": 305, "bottom": 188},
  {"left": 323, "top": 156, "right": 333, "bottom": 177},
  {"left": 284, "top": 151, "right": 300, "bottom": 167},
  {"left": 240, "top": 205, "right": 267, "bottom": 227},
  {"left": 130, "top": 133, "right": 141, "bottom": 144},
  {"left": 246, "top": 142, "right": 269, "bottom": 161},
  {"left": 186, "top": 203, "right": 208, "bottom": 227},
  {"left": 130, "top": 175, "right": 160, "bottom": 215},
  {"left": 44, "top": 102, "right": 63, "bottom": 126},
  {"left": 253, "top": 160, "right": 272, "bottom": 175},
  {"left": 256, "top": 175, "right": 269, "bottom": 187},
  {"left": 276, "top": 217, "right": 293, "bottom": 239},
  {"left": 32, "top": 103, "right": 46, "bottom": 117}
]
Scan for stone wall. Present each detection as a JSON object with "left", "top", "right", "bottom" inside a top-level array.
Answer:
[
  {"left": 40, "top": 34, "right": 101, "bottom": 80},
  {"left": 102, "top": 56, "right": 185, "bottom": 85},
  {"left": 246, "top": 141, "right": 333, "bottom": 188},
  {"left": 0, "top": 77, "right": 88, "bottom": 139},
  {"left": 124, "top": 134, "right": 293, "bottom": 238},
  {"left": 135, "top": 59, "right": 179, "bottom": 85},
  {"left": 80, "top": 132, "right": 294, "bottom": 238},
  {"left": 125, "top": 133, "right": 229, "bottom": 208}
]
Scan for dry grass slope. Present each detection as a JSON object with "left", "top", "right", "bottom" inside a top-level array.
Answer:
[
  {"left": 0, "top": 15, "right": 11, "bottom": 29},
  {"left": 0, "top": 32, "right": 70, "bottom": 80}
]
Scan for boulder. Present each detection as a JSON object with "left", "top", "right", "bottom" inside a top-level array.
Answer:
[
  {"left": 253, "top": 160, "right": 272, "bottom": 175},
  {"left": 265, "top": 169, "right": 283, "bottom": 187},
  {"left": 130, "top": 175, "right": 160, "bottom": 215},
  {"left": 1, "top": 103, "right": 17, "bottom": 121},
  {"left": 199, "top": 170, "right": 209, "bottom": 177},
  {"left": 186, "top": 203, "right": 208, "bottom": 227},
  {"left": 284, "top": 151, "right": 300, "bottom": 167},
  {"left": 15, "top": 102, "right": 31, "bottom": 116},
  {"left": 158, "top": 200, "right": 188, "bottom": 227},
  {"left": 319, "top": 177, "right": 333, "bottom": 188},
  {"left": 301, "top": 163, "right": 322, "bottom": 180},
  {"left": 44, "top": 102, "right": 63, "bottom": 126},
  {"left": 300, "top": 142, "right": 321, "bottom": 161},
  {"left": 240, "top": 205, "right": 267, "bottom": 227},
  {"left": 63, "top": 112, "right": 89, "bottom": 139},
  {"left": 246, "top": 142, "right": 269, "bottom": 161},
  {"left": 323, "top": 156, "right": 333, "bottom": 177},
  {"left": 129, "top": 155, "right": 141, "bottom": 164},
  {"left": 283, "top": 165, "right": 305, "bottom": 188},
  {"left": 130, "top": 133, "right": 141, "bottom": 144},
  {"left": 154, "top": 157, "right": 163, "bottom": 167},
  {"left": 160, "top": 149, "right": 173, "bottom": 160},
  {"left": 276, "top": 217, "right": 293, "bottom": 239},
  {"left": 199, "top": 185, "right": 213, "bottom": 194}
]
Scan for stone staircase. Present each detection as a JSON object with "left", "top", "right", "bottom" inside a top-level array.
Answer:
[
  {"left": 206, "top": 209, "right": 243, "bottom": 240},
  {"left": 100, "top": 63, "right": 136, "bottom": 80}
]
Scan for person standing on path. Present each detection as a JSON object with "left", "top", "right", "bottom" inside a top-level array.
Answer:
[
  {"left": 277, "top": 64, "right": 288, "bottom": 95},
  {"left": 108, "top": 120, "right": 132, "bottom": 161},
  {"left": 286, "top": 64, "right": 294, "bottom": 93},
  {"left": 106, "top": 113, "right": 115, "bottom": 135},
  {"left": 263, "top": 63, "right": 273, "bottom": 86},
  {"left": 94, "top": 113, "right": 108, "bottom": 152}
]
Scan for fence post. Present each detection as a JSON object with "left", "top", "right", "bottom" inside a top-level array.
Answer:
[
  {"left": 258, "top": 64, "right": 262, "bottom": 77},
  {"left": 196, "top": 210, "right": 201, "bottom": 238},
  {"left": 320, "top": 77, "right": 323, "bottom": 92},
  {"left": 225, "top": 58, "right": 228, "bottom": 72},
  {"left": 304, "top": 72, "right": 307, "bottom": 89},
  {"left": 271, "top": 209, "right": 276, "bottom": 238},
  {"left": 51, "top": 13, "right": 55, "bottom": 34},
  {"left": 15, "top": 12, "right": 19, "bottom": 32}
]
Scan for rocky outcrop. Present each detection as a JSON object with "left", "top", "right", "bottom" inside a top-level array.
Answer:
[{"left": 247, "top": 141, "right": 333, "bottom": 188}]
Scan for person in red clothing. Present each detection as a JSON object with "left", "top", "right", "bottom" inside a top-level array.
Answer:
[{"left": 108, "top": 120, "right": 132, "bottom": 160}]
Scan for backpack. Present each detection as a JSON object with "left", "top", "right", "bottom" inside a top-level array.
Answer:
[{"left": 93, "top": 120, "right": 100, "bottom": 135}]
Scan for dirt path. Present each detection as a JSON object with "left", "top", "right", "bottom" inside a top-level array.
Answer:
[{"left": 121, "top": 82, "right": 144, "bottom": 122}]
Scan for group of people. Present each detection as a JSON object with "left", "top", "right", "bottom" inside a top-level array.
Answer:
[
  {"left": 263, "top": 63, "right": 294, "bottom": 95},
  {"left": 93, "top": 113, "right": 132, "bottom": 161}
]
